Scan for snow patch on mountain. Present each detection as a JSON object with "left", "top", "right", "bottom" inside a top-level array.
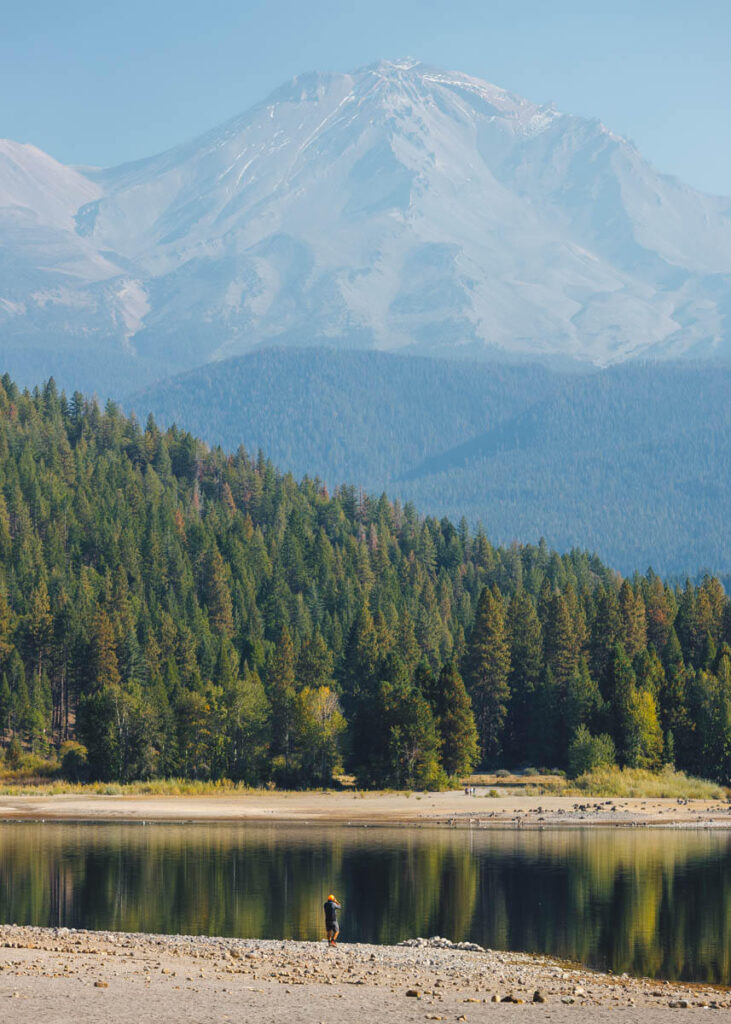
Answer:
[
  {"left": 0, "top": 139, "right": 100, "bottom": 228},
  {"left": 1, "top": 60, "right": 731, "bottom": 391}
]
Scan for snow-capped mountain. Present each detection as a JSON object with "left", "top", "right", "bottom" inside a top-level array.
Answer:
[{"left": 2, "top": 59, "right": 731, "bottom": 391}]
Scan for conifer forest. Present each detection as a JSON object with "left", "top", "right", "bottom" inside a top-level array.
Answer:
[{"left": 0, "top": 375, "right": 729, "bottom": 787}]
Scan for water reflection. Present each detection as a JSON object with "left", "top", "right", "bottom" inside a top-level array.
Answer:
[{"left": 0, "top": 823, "right": 728, "bottom": 983}]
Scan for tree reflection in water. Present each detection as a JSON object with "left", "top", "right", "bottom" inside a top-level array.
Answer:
[{"left": 0, "top": 823, "right": 728, "bottom": 983}]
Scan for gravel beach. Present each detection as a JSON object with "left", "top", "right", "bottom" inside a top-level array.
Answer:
[
  {"left": 1, "top": 790, "right": 730, "bottom": 827},
  {"left": 0, "top": 925, "right": 727, "bottom": 1023}
]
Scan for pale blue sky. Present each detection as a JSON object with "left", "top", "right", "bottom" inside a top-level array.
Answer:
[{"left": 2, "top": 0, "right": 730, "bottom": 195}]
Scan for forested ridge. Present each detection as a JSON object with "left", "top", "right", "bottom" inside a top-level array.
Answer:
[
  {"left": 132, "top": 349, "right": 731, "bottom": 575},
  {"left": 1, "top": 374, "right": 730, "bottom": 786}
]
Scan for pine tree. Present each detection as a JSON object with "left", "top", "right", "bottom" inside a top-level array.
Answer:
[
  {"left": 395, "top": 610, "right": 420, "bottom": 677},
  {"left": 0, "top": 590, "right": 14, "bottom": 663},
  {"left": 607, "top": 644, "right": 637, "bottom": 765},
  {"left": 463, "top": 587, "right": 511, "bottom": 764},
  {"left": 675, "top": 580, "right": 699, "bottom": 664},
  {"left": 267, "top": 627, "right": 297, "bottom": 781},
  {"left": 712, "top": 655, "right": 731, "bottom": 783},
  {"left": 590, "top": 585, "right": 621, "bottom": 688},
  {"left": 434, "top": 662, "right": 479, "bottom": 777},
  {"left": 660, "top": 628, "right": 692, "bottom": 767},
  {"left": 25, "top": 579, "right": 52, "bottom": 688},
  {"left": 89, "top": 609, "right": 121, "bottom": 692},
  {"left": 565, "top": 658, "right": 603, "bottom": 738},
  {"left": 10, "top": 652, "right": 32, "bottom": 739},
  {"left": 149, "top": 671, "right": 177, "bottom": 775},
  {"left": 371, "top": 654, "right": 443, "bottom": 790},
  {"left": 174, "top": 688, "right": 217, "bottom": 780},
  {"left": 0, "top": 673, "right": 11, "bottom": 741},
  {"left": 607, "top": 646, "right": 663, "bottom": 769},
  {"left": 644, "top": 573, "right": 674, "bottom": 652},
  {"left": 413, "top": 660, "right": 437, "bottom": 705},
  {"left": 340, "top": 604, "right": 381, "bottom": 775},
  {"left": 618, "top": 580, "right": 647, "bottom": 660},
  {"left": 543, "top": 591, "right": 579, "bottom": 692},
  {"left": 506, "top": 588, "right": 543, "bottom": 760},
  {"left": 295, "top": 630, "right": 334, "bottom": 690},
  {"left": 77, "top": 688, "right": 118, "bottom": 780},
  {"left": 634, "top": 647, "right": 666, "bottom": 701},
  {"left": 204, "top": 545, "right": 234, "bottom": 637}
]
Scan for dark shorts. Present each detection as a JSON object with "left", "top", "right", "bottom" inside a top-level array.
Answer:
[{"left": 326, "top": 920, "right": 339, "bottom": 932}]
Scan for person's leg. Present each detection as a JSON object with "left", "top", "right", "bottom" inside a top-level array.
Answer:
[{"left": 331, "top": 925, "right": 340, "bottom": 945}]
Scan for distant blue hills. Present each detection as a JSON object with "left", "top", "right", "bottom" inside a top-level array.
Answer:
[{"left": 129, "top": 348, "right": 731, "bottom": 577}]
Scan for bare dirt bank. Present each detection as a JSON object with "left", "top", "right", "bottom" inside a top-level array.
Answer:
[
  {"left": 0, "top": 925, "right": 726, "bottom": 1023},
  {"left": 0, "top": 789, "right": 730, "bottom": 827}
]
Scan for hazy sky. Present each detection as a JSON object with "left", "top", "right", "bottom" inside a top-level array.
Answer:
[{"left": 2, "top": 0, "right": 729, "bottom": 195}]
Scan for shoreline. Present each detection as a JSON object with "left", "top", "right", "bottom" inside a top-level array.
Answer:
[
  {"left": 1, "top": 789, "right": 730, "bottom": 828},
  {"left": 0, "top": 924, "right": 726, "bottom": 1022}
]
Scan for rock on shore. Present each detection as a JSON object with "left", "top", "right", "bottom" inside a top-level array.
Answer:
[{"left": 0, "top": 924, "right": 726, "bottom": 1022}]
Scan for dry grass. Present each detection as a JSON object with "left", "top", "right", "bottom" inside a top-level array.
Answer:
[
  {"left": 465, "top": 771, "right": 565, "bottom": 788},
  {"left": 570, "top": 765, "right": 728, "bottom": 799},
  {"left": 0, "top": 777, "right": 260, "bottom": 797},
  {"left": 517, "top": 765, "right": 728, "bottom": 800},
  {"left": 0, "top": 764, "right": 726, "bottom": 801}
]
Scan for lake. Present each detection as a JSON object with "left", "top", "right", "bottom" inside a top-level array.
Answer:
[{"left": 0, "top": 822, "right": 728, "bottom": 984}]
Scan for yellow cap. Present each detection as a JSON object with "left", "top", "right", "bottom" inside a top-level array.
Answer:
[{"left": 328, "top": 894, "right": 336, "bottom": 901}]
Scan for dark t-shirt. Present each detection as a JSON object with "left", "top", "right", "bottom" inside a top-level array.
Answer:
[{"left": 324, "top": 899, "right": 340, "bottom": 927}]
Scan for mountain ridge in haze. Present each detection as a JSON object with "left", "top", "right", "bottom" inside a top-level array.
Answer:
[
  {"left": 2, "top": 59, "right": 731, "bottom": 392},
  {"left": 130, "top": 347, "right": 731, "bottom": 576}
]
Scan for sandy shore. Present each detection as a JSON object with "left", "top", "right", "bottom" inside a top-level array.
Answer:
[
  {"left": 0, "top": 789, "right": 730, "bottom": 827},
  {"left": 0, "top": 925, "right": 725, "bottom": 1023}
]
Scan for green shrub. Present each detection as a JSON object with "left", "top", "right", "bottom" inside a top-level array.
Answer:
[
  {"left": 568, "top": 726, "right": 616, "bottom": 779},
  {"left": 4, "top": 738, "right": 22, "bottom": 768},
  {"left": 60, "top": 741, "right": 88, "bottom": 781}
]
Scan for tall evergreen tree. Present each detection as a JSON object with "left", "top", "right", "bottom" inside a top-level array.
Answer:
[
  {"left": 463, "top": 587, "right": 511, "bottom": 764},
  {"left": 433, "top": 661, "right": 479, "bottom": 777},
  {"left": 267, "top": 627, "right": 297, "bottom": 780},
  {"left": 369, "top": 654, "right": 443, "bottom": 789},
  {"left": 505, "top": 588, "right": 543, "bottom": 759},
  {"left": 543, "top": 591, "right": 580, "bottom": 692},
  {"left": 565, "top": 658, "right": 603, "bottom": 739},
  {"left": 618, "top": 580, "right": 647, "bottom": 660},
  {"left": 0, "top": 673, "right": 11, "bottom": 741}
]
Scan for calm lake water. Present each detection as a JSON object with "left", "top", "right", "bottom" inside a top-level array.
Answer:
[{"left": 0, "top": 822, "right": 728, "bottom": 984}]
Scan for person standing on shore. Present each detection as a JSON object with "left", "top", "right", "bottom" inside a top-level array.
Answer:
[{"left": 324, "top": 894, "right": 342, "bottom": 946}]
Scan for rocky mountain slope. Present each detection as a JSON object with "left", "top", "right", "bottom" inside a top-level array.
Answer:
[{"left": 2, "top": 60, "right": 731, "bottom": 392}]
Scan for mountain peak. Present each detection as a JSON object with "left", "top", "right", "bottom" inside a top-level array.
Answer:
[
  {"left": 0, "top": 137, "right": 100, "bottom": 227},
  {"left": 349, "top": 58, "right": 554, "bottom": 126},
  {"left": 363, "top": 56, "right": 424, "bottom": 72},
  {"left": 1, "top": 61, "right": 731, "bottom": 393}
]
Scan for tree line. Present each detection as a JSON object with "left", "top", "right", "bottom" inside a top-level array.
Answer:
[
  {"left": 0, "top": 374, "right": 729, "bottom": 786},
  {"left": 134, "top": 349, "right": 731, "bottom": 576}
]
